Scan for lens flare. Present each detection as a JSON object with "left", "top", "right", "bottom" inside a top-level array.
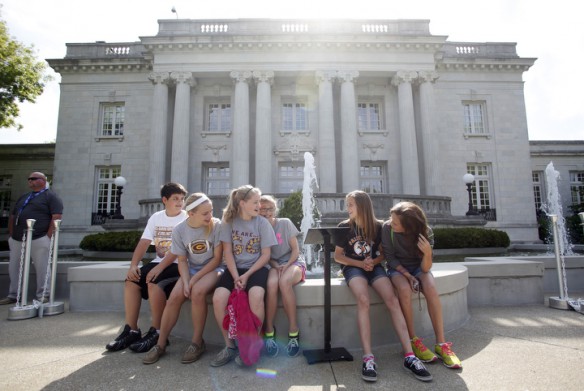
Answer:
[{"left": 256, "top": 368, "right": 277, "bottom": 378}]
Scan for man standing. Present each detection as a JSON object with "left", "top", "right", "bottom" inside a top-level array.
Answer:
[{"left": 0, "top": 172, "right": 63, "bottom": 305}]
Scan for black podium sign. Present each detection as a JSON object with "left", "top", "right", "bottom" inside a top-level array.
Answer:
[{"left": 302, "top": 227, "right": 353, "bottom": 364}]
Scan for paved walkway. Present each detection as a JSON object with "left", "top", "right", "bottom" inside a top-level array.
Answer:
[{"left": 1, "top": 297, "right": 583, "bottom": 391}]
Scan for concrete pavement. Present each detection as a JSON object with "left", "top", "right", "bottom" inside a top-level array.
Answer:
[{"left": 1, "top": 297, "right": 583, "bottom": 391}]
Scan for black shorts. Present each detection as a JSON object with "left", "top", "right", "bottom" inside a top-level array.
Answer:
[
  {"left": 217, "top": 267, "right": 269, "bottom": 293},
  {"left": 129, "top": 262, "right": 179, "bottom": 300}
]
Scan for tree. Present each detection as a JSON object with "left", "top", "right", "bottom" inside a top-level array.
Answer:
[{"left": 0, "top": 9, "right": 50, "bottom": 130}]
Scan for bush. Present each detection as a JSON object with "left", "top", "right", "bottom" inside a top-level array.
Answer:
[
  {"left": 278, "top": 191, "right": 304, "bottom": 230},
  {"left": 433, "top": 228, "right": 510, "bottom": 249},
  {"left": 79, "top": 231, "right": 152, "bottom": 252}
]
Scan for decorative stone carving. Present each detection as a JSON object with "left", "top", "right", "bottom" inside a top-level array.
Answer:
[
  {"left": 148, "top": 72, "right": 170, "bottom": 85},
  {"left": 336, "top": 70, "right": 359, "bottom": 83},
  {"left": 273, "top": 134, "right": 316, "bottom": 160},
  {"left": 315, "top": 70, "right": 336, "bottom": 85},
  {"left": 391, "top": 70, "right": 418, "bottom": 86},
  {"left": 230, "top": 70, "right": 252, "bottom": 83},
  {"left": 205, "top": 144, "right": 227, "bottom": 162},
  {"left": 170, "top": 71, "right": 196, "bottom": 87},
  {"left": 252, "top": 70, "right": 274, "bottom": 84},
  {"left": 418, "top": 70, "right": 439, "bottom": 84}
]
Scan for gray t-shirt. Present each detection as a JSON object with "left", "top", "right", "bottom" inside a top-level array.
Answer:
[
  {"left": 171, "top": 217, "right": 222, "bottom": 271},
  {"left": 219, "top": 216, "right": 278, "bottom": 269},
  {"left": 270, "top": 218, "right": 306, "bottom": 267}
]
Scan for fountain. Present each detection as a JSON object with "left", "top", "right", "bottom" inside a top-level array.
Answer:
[
  {"left": 299, "top": 152, "right": 322, "bottom": 272},
  {"left": 543, "top": 162, "right": 574, "bottom": 255}
]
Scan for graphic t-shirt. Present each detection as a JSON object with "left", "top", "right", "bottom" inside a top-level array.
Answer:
[
  {"left": 270, "top": 218, "right": 306, "bottom": 267},
  {"left": 335, "top": 221, "right": 382, "bottom": 265},
  {"left": 219, "top": 216, "right": 278, "bottom": 269},
  {"left": 142, "top": 209, "right": 188, "bottom": 263},
  {"left": 171, "top": 217, "right": 222, "bottom": 271}
]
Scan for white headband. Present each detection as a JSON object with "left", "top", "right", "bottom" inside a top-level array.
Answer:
[{"left": 185, "top": 195, "right": 210, "bottom": 212}]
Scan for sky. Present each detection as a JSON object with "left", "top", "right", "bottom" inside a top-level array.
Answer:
[{"left": 1, "top": 0, "right": 583, "bottom": 143}]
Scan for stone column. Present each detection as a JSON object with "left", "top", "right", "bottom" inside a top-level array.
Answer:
[
  {"left": 418, "top": 71, "right": 440, "bottom": 195},
  {"left": 148, "top": 72, "right": 170, "bottom": 198},
  {"left": 253, "top": 71, "right": 274, "bottom": 192},
  {"left": 392, "top": 71, "right": 420, "bottom": 195},
  {"left": 230, "top": 71, "right": 252, "bottom": 186},
  {"left": 338, "top": 71, "right": 360, "bottom": 192},
  {"left": 170, "top": 71, "right": 195, "bottom": 187},
  {"left": 315, "top": 71, "right": 337, "bottom": 193}
]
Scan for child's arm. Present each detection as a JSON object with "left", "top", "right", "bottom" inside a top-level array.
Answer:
[
  {"left": 417, "top": 234, "right": 433, "bottom": 273},
  {"left": 238, "top": 247, "right": 271, "bottom": 288},
  {"left": 189, "top": 242, "right": 223, "bottom": 291},
  {"left": 127, "top": 239, "right": 151, "bottom": 281},
  {"left": 223, "top": 241, "right": 239, "bottom": 283},
  {"left": 334, "top": 246, "right": 366, "bottom": 269}
]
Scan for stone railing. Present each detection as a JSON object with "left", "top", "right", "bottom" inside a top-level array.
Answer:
[
  {"left": 441, "top": 42, "right": 519, "bottom": 58},
  {"left": 64, "top": 42, "right": 146, "bottom": 59},
  {"left": 156, "top": 19, "right": 431, "bottom": 37},
  {"left": 139, "top": 193, "right": 452, "bottom": 224}
]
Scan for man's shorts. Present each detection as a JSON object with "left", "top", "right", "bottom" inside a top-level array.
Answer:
[
  {"left": 217, "top": 267, "right": 269, "bottom": 292},
  {"left": 342, "top": 264, "right": 388, "bottom": 286},
  {"left": 129, "top": 262, "right": 179, "bottom": 300}
]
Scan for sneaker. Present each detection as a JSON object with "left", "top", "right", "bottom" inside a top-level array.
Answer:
[
  {"left": 130, "top": 327, "right": 166, "bottom": 353},
  {"left": 143, "top": 345, "right": 165, "bottom": 365},
  {"left": 286, "top": 333, "right": 300, "bottom": 357},
  {"left": 181, "top": 340, "right": 206, "bottom": 364},
  {"left": 361, "top": 357, "right": 377, "bottom": 382},
  {"left": 0, "top": 297, "right": 16, "bottom": 305},
  {"left": 403, "top": 355, "right": 433, "bottom": 382},
  {"left": 435, "top": 342, "right": 462, "bottom": 369},
  {"left": 411, "top": 336, "right": 438, "bottom": 363},
  {"left": 210, "top": 346, "right": 238, "bottom": 367},
  {"left": 264, "top": 329, "right": 279, "bottom": 358},
  {"left": 105, "top": 325, "right": 141, "bottom": 352}
]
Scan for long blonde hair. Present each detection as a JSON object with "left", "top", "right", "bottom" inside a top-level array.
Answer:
[
  {"left": 185, "top": 192, "right": 214, "bottom": 236},
  {"left": 342, "top": 190, "right": 381, "bottom": 242},
  {"left": 222, "top": 185, "right": 261, "bottom": 223}
]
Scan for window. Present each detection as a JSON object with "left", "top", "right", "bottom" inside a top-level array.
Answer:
[
  {"left": 357, "top": 102, "right": 382, "bottom": 131},
  {"left": 570, "top": 171, "right": 584, "bottom": 205},
  {"left": 101, "top": 103, "right": 125, "bottom": 136},
  {"left": 463, "top": 101, "right": 486, "bottom": 135},
  {"left": 0, "top": 175, "right": 11, "bottom": 228},
  {"left": 207, "top": 101, "right": 232, "bottom": 132},
  {"left": 204, "top": 163, "right": 230, "bottom": 196},
  {"left": 466, "top": 164, "right": 493, "bottom": 210},
  {"left": 279, "top": 163, "right": 304, "bottom": 193},
  {"left": 95, "top": 166, "right": 122, "bottom": 215},
  {"left": 532, "top": 171, "right": 545, "bottom": 214},
  {"left": 281, "top": 100, "right": 307, "bottom": 132},
  {"left": 360, "top": 162, "right": 385, "bottom": 194}
]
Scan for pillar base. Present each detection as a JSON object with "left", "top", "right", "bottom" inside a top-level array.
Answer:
[
  {"left": 8, "top": 305, "right": 38, "bottom": 321},
  {"left": 549, "top": 296, "right": 571, "bottom": 310}
]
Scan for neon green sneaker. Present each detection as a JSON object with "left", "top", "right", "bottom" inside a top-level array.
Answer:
[
  {"left": 435, "top": 342, "right": 462, "bottom": 369},
  {"left": 411, "top": 337, "right": 437, "bottom": 363}
]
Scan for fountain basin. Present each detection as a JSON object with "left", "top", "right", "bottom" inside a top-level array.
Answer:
[{"left": 66, "top": 262, "right": 468, "bottom": 349}]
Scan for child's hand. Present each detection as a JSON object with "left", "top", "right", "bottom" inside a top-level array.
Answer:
[{"left": 417, "top": 234, "right": 432, "bottom": 256}]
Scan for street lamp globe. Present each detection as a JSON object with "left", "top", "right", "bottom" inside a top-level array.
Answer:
[
  {"left": 463, "top": 173, "right": 478, "bottom": 216},
  {"left": 114, "top": 176, "right": 127, "bottom": 188}
]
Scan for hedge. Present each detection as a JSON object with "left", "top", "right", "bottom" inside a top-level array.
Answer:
[{"left": 433, "top": 227, "right": 510, "bottom": 249}]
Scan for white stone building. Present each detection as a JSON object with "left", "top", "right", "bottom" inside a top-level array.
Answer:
[{"left": 47, "top": 18, "right": 540, "bottom": 246}]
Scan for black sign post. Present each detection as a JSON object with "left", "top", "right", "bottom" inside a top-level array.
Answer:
[{"left": 302, "top": 227, "right": 353, "bottom": 364}]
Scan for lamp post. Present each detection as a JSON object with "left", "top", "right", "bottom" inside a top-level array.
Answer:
[
  {"left": 579, "top": 212, "right": 584, "bottom": 238},
  {"left": 463, "top": 173, "right": 478, "bottom": 216},
  {"left": 111, "top": 176, "right": 127, "bottom": 219}
]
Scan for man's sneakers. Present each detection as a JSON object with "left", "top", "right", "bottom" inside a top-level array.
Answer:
[
  {"left": 264, "top": 329, "right": 279, "bottom": 357},
  {"left": 435, "top": 342, "right": 462, "bottom": 369},
  {"left": 210, "top": 346, "right": 238, "bottom": 367},
  {"left": 130, "top": 327, "right": 168, "bottom": 353},
  {"left": 403, "top": 355, "right": 433, "bottom": 382},
  {"left": 411, "top": 336, "right": 438, "bottom": 363},
  {"left": 0, "top": 297, "right": 17, "bottom": 305},
  {"left": 286, "top": 332, "right": 300, "bottom": 357},
  {"left": 361, "top": 355, "right": 377, "bottom": 382},
  {"left": 105, "top": 324, "right": 141, "bottom": 352}
]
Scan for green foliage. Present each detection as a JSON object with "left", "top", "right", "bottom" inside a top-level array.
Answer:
[
  {"left": 0, "top": 240, "right": 8, "bottom": 251},
  {"left": 278, "top": 191, "right": 304, "bottom": 230},
  {"left": 0, "top": 13, "right": 51, "bottom": 130},
  {"left": 79, "top": 231, "right": 154, "bottom": 252},
  {"left": 433, "top": 228, "right": 510, "bottom": 249}
]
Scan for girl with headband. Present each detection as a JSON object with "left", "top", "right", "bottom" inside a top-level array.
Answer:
[{"left": 143, "top": 193, "right": 223, "bottom": 365}]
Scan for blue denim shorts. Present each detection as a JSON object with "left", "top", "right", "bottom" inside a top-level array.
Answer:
[
  {"left": 387, "top": 265, "right": 423, "bottom": 278},
  {"left": 343, "top": 264, "right": 388, "bottom": 286}
]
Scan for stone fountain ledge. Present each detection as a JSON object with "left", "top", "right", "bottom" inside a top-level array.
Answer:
[{"left": 64, "top": 262, "right": 469, "bottom": 349}]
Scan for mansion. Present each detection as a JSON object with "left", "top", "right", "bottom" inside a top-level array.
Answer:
[{"left": 36, "top": 18, "right": 571, "bottom": 246}]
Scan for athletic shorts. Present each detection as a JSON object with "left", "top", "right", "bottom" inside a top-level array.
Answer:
[
  {"left": 129, "top": 262, "right": 179, "bottom": 300},
  {"left": 217, "top": 267, "right": 269, "bottom": 292}
]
